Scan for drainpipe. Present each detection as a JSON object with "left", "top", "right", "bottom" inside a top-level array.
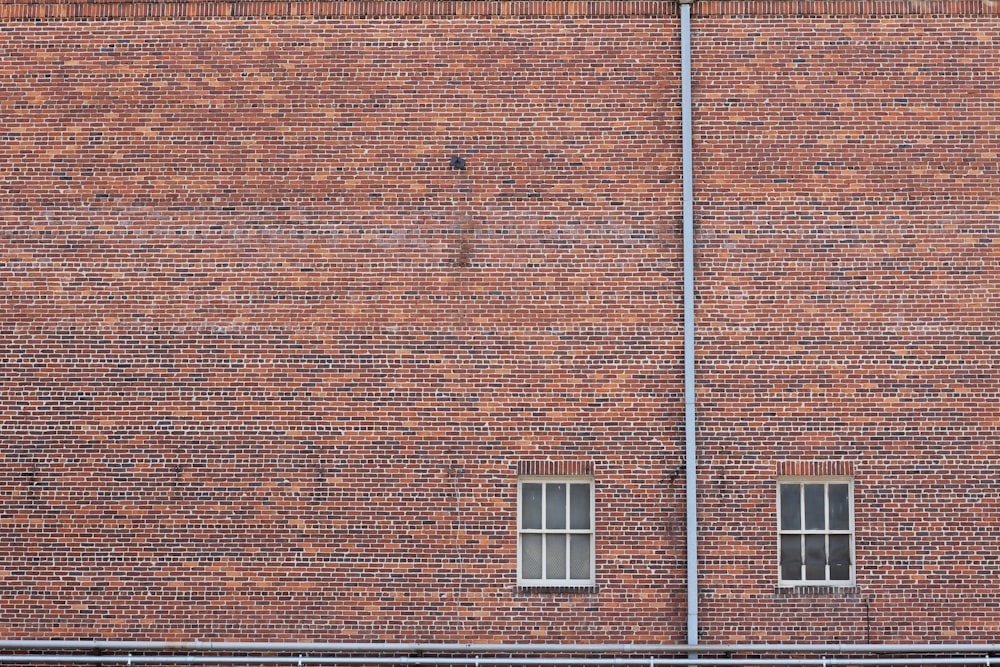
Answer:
[{"left": 679, "top": 0, "right": 698, "bottom": 650}]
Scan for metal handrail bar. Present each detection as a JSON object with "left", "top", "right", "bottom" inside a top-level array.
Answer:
[
  {"left": 3, "top": 642, "right": 1000, "bottom": 655},
  {"left": 0, "top": 655, "right": 996, "bottom": 665}
]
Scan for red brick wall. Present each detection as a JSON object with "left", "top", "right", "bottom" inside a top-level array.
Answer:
[
  {"left": 1, "top": 0, "right": 998, "bottom": 646},
  {"left": 0, "top": 4, "right": 686, "bottom": 642},
  {"left": 694, "top": 8, "right": 1000, "bottom": 642}
]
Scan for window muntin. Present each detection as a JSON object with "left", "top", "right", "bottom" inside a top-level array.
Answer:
[
  {"left": 777, "top": 478, "right": 854, "bottom": 586},
  {"left": 518, "top": 477, "right": 594, "bottom": 587}
]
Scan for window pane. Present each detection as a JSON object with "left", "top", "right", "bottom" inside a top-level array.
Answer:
[
  {"left": 570, "top": 534, "right": 591, "bottom": 580},
  {"left": 828, "top": 484, "right": 850, "bottom": 531},
  {"left": 546, "top": 534, "right": 567, "bottom": 579},
  {"left": 521, "top": 534, "right": 542, "bottom": 580},
  {"left": 829, "top": 534, "right": 851, "bottom": 580},
  {"left": 570, "top": 483, "right": 590, "bottom": 529},
  {"left": 521, "top": 483, "right": 542, "bottom": 530},
  {"left": 805, "top": 534, "right": 826, "bottom": 580},
  {"left": 546, "top": 483, "right": 567, "bottom": 529},
  {"left": 781, "top": 535, "right": 802, "bottom": 581},
  {"left": 804, "top": 484, "right": 826, "bottom": 530},
  {"left": 780, "top": 484, "right": 801, "bottom": 531}
]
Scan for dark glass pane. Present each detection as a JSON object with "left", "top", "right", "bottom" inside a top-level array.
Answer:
[
  {"left": 780, "top": 484, "right": 801, "bottom": 531},
  {"left": 828, "top": 484, "right": 850, "bottom": 531},
  {"left": 570, "top": 534, "right": 591, "bottom": 580},
  {"left": 570, "top": 483, "right": 591, "bottom": 530},
  {"left": 804, "top": 484, "right": 826, "bottom": 530},
  {"left": 780, "top": 535, "right": 802, "bottom": 581},
  {"left": 829, "top": 534, "right": 851, "bottom": 580},
  {"left": 521, "top": 534, "right": 542, "bottom": 580},
  {"left": 546, "top": 483, "right": 567, "bottom": 529},
  {"left": 521, "top": 483, "right": 542, "bottom": 529},
  {"left": 546, "top": 534, "right": 567, "bottom": 579},
  {"left": 805, "top": 534, "right": 826, "bottom": 580}
]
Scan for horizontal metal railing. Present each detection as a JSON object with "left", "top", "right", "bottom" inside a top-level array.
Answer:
[{"left": 1, "top": 641, "right": 999, "bottom": 666}]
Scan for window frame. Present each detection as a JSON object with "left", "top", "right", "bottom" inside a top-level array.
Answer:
[
  {"left": 776, "top": 476, "right": 856, "bottom": 587},
  {"left": 517, "top": 475, "right": 595, "bottom": 588}
]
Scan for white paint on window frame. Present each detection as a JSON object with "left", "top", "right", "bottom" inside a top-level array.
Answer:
[
  {"left": 777, "top": 476, "right": 856, "bottom": 587},
  {"left": 517, "top": 475, "right": 596, "bottom": 588}
]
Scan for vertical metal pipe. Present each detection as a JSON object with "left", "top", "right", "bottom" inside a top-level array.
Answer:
[{"left": 679, "top": 0, "right": 698, "bottom": 650}]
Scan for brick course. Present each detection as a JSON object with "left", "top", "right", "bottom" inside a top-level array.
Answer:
[{"left": 1, "top": 0, "right": 998, "bottom": 646}]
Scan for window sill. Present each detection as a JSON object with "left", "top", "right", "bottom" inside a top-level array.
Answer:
[
  {"left": 516, "top": 584, "right": 598, "bottom": 595},
  {"left": 775, "top": 584, "right": 859, "bottom": 596}
]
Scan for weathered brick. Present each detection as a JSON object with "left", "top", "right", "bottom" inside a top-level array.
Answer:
[{"left": 0, "top": 0, "right": 997, "bottom": 647}]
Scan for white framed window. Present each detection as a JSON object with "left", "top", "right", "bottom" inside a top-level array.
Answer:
[
  {"left": 778, "top": 478, "right": 855, "bottom": 586},
  {"left": 518, "top": 476, "right": 594, "bottom": 587}
]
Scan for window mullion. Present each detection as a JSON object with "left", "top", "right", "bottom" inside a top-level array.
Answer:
[
  {"left": 540, "top": 484, "right": 548, "bottom": 580},
  {"left": 563, "top": 483, "right": 573, "bottom": 580},
  {"left": 541, "top": 481, "right": 547, "bottom": 531},
  {"left": 540, "top": 531, "right": 547, "bottom": 582},
  {"left": 823, "top": 482, "right": 829, "bottom": 530},
  {"left": 823, "top": 483, "right": 830, "bottom": 581},
  {"left": 800, "top": 533, "right": 806, "bottom": 581},
  {"left": 799, "top": 488, "right": 806, "bottom": 581},
  {"left": 563, "top": 485, "right": 571, "bottom": 581},
  {"left": 825, "top": 532, "right": 831, "bottom": 581},
  {"left": 563, "top": 532, "right": 573, "bottom": 580}
]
